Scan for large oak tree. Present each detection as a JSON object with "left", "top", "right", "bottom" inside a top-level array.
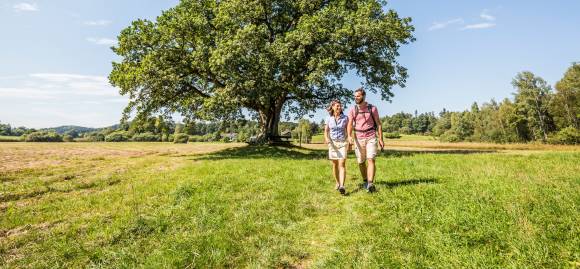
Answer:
[{"left": 109, "top": 0, "right": 414, "bottom": 141}]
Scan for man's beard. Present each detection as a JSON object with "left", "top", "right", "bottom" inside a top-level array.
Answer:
[{"left": 355, "top": 98, "right": 364, "bottom": 104}]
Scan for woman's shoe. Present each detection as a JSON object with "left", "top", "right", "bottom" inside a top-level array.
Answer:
[{"left": 339, "top": 186, "right": 346, "bottom": 195}]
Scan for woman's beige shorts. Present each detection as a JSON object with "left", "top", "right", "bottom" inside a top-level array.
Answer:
[{"left": 328, "top": 140, "right": 348, "bottom": 160}]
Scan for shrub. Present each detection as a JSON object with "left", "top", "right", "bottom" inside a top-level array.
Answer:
[
  {"left": 206, "top": 132, "right": 221, "bottom": 142},
  {"left": 439, "top": 130, "right": 460, "bottom": 142},
  {"left": 24, "top": 131, "right": 63, "bottom": 142},
  {"left": 174, "top": 133, "right": 189, "bottom": 143},
  {"left": 188, "top": 135, "right": 202, "bottom": 142},
  {"left": 237, "top": 132, "right": 249, "bottom": 143},
  {"left": 94, "top": 133, "right": 105, "bottom": 142},
  {"left": 548, "top": 127, "right": 579, "bottom": 145},
  {"left": 63, "top": 134, "right": 75, "bottom": 142},
  {"left": 383, "top": 132, "right": 401, "bottom": 139},
  {"left": 77, "top": 133, "right": 106, "bottom": 142},
  {"left": 105, "top": 131, "right": 130, "bottom": 142},
  {"left": 132, "top": 132, "right": 160, "bottom": 142},
  {"left": 399, "top": 126, "right": 412, "bottom": 135},
  {"left": 203, "top": 134, "right": 214, "bottom": 141}
]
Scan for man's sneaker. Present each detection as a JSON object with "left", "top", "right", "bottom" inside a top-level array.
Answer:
[
  {"left": 338, "top": 186, "right": 346, "bottom": 195},
  {"left": 367, "top": 183, "right": 376, "bottom": 193},
  {"left": 362, "top": 179, "right": 368, "bottom": 189}
]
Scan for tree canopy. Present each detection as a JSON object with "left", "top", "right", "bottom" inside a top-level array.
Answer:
[{"left": 109, "top": 0, "right": 415, "bottom": 141}]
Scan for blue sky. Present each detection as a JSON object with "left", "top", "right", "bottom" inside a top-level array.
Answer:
[{"left": 0, "top": 1, "right": 578, "bottom": 128}]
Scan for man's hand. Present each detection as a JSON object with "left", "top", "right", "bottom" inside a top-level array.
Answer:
[
  {"left": 378, "top": 139, "right": 384, "bottom": 150},
  {"left": 348, "top": 136, "right": 354, "bottom": 145}
]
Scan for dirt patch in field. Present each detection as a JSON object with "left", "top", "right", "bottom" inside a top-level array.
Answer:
[
  {"left": 0, "top": 142, "right": 246, "bottom": 172},
  {"left": 0, "top": 221, "right": 62, "bottom": 239}
]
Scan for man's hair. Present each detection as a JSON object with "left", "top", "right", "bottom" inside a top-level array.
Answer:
[{"left": 354, "top": 87, "right": 366, "bottom": 96}]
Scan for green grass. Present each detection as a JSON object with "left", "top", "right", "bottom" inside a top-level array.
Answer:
[
  {"left": 310, "top": 134, "right": 325, "bottom": 143},
  {"left": 1, "top": 143, "right": 579, "bottom": 268},
  {"left": 0, "top": 136, "right": 21, "bottom": 142},
  {"left": 395, "top": 134, "right": 436, "bottom": 141}
]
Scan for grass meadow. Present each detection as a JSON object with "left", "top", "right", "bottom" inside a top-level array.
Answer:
[
  {"left": 0, "top": 141, "right": 579, "bottom": 268},
  {"left": 0, "top": 136, "right": 20, "bottom": 143}
]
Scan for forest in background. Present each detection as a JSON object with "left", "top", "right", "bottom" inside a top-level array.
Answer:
[{"left": 1, "top": 64, "right": 578, "bottom": 145}]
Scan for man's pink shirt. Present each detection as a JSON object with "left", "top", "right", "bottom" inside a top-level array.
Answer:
[{"left": 348, "top": 104, "right": 379, "bottom": 139}]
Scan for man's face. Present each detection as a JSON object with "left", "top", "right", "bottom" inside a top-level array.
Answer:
[{"left": 354, "top": 92, "right": 365, "bottom": 104}]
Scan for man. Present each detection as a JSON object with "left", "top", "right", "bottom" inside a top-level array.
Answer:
[{"left": 347, "top": 87, "right": 384, "bottom": 193}]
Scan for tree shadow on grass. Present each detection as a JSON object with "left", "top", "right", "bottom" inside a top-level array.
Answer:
[
  {"left": 348, "top": 177, "right": 439, "bottom": 195},
  {"left": 190, "top": 144, "right": 328, "bottom": 161},
  {"left": 380, "top": 149, "right": 496, "bottom": 158},
  {"left": 190, "top": 145, "right": 496, "bottom": 162}
]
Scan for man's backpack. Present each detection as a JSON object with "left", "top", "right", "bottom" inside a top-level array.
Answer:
[{"left": 354, "top": 104, "right": 378, "bottom": 133}]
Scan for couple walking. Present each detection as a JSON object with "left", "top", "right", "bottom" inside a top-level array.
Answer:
[{"left": 324, "top": 88, "right": 384, "bottom": 195}]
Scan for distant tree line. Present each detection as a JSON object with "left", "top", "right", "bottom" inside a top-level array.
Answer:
[
  {"left": 2, "top": 64, "right": 577, "bottom": 144},
  {"left": 381, "top": 64, "right": 579, "bottom": 144},
  {"left": 0, "top": 124, "right": 32, "bottom": 137}
]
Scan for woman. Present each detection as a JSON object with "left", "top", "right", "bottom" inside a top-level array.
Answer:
[{"left": 324, "top": 100, "right": 349, "bottom": 195}]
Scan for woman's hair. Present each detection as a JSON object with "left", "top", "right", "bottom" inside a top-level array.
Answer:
[{"left": 326, "top": 99, "right": 342, "bottom": 116}]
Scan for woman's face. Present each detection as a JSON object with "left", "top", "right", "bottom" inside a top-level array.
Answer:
[{"left": 333, "top": 102, "right": 342, "bottom": 114}]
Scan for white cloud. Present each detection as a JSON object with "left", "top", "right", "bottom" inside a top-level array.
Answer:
[
  {"left": 461, "top": 23, "right": 496, "bottom": 30},
  {"left": 13, "top": 2, "right": 38, "bottom": 12},
  {"left": 0, "top": 73, "right": 119, "bottom": 101},
  {"left": 480, "top": 9, "right": 496, "bottom": 21},
  {"left": 0, "top": 75, "right": 23, "bottom": 80},
  {"left": 429, "top": 18, "right": 464, "bottom": 31},
  {"left": 30, "top": 73, "right": 107, "bottom": 83},
  {"left": 86, "top": 37, "right": 117, "bottom": 46},
  {"left": 83, "top": 20, "right": 112, "bottom": 26},
  {"left": 0, "top": 87, "right": 60, "bottom": 99},
  {"left": 31, "top": 73, "right": 117, "bottom": 96},
  {"left": 1, "top": 74, "right": 128, "bottom": 128}
]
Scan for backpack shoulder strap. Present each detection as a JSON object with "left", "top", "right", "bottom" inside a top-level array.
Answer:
[
  {"left": 353, "top": 105, "right": 359, "bottom": 135},
  {"left": 368, "top": 104, "right": 377, "bottom": 130}
]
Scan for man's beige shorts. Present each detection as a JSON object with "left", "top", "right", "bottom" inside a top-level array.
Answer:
[
  {"left": 328, "top": 140, "right": 348, "bottom": 160},
  {"left": 354, "top": 137, "right": 377, "bottom": 163}
]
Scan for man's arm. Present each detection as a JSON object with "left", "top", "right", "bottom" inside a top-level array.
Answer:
[{"left": 373, "top": 109, "right": 384, "bottom": 149}]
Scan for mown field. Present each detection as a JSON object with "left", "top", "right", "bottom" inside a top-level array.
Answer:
[{"left": 1, "top": 141, "right": 579, "bottom": 268}]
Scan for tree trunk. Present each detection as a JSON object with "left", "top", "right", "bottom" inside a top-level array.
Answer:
[
  {"left": 563, "top": 102, "right": 578, "bottom": 129},
  {"left": 533, "top": 95, "right": 548, "bottom": 142},
  {"left": 257, "top": 98, "right": 285, "bottom": 143}
]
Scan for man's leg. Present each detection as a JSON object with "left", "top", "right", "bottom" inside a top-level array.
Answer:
[
  {"left": 358, "top": 162, "right": 367, "bottom": 181},
  {"left": 367, "top": 159, "right": 375, "bottom": 184},
  {"left": 366, "top": 138, "right": 378, "bottom": 192},
  {"left": 355, "top": 139, "right": 368, "bottom": 183}
]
